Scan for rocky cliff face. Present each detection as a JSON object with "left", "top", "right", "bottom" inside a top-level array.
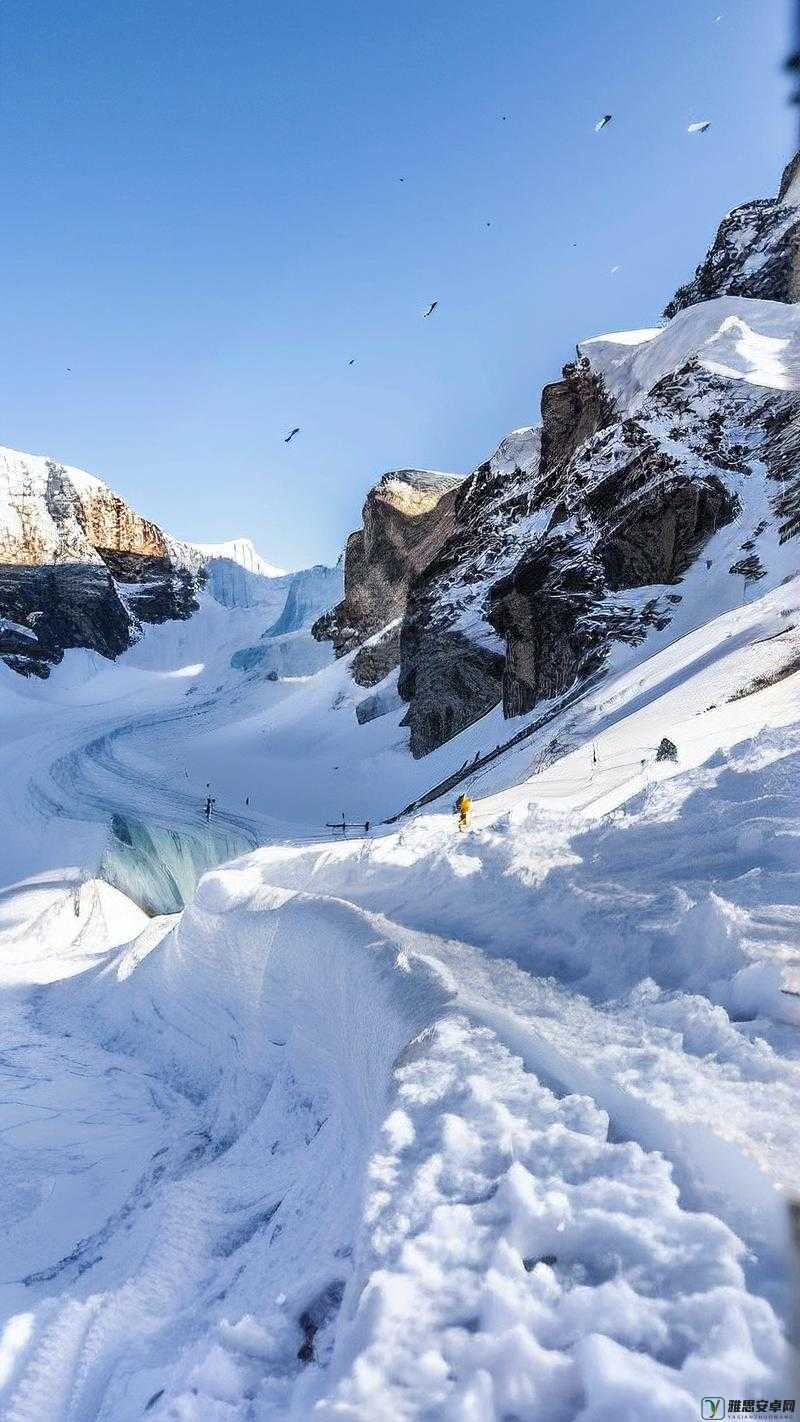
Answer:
[
  {"left": 397, "top": 428, "right": 541, "bottom": 756},
  {"left": 490, "top": 355, "right": 798, "bottom": 722},
  {"left": 664, "top": 151, "right": 800, "bottom": 316},
  {"left": 323, "top": 152, "right": 800, "bottom": 758},
  {"left": 395, "top": 375, "right": 617, "bottom": 755},
  {"left": 312, "top": 470, "right": 462, "bottom": 674},
  {"left": 0, "top": 447, "right": 205, "bottom": 676}
]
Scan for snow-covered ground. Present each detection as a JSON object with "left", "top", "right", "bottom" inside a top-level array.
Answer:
[
  {"left": 580, "top": 296, "right": 800, "bottom": 409},
  {"left": 0, "top": 550, "right": 799, "bottom": 1418}
]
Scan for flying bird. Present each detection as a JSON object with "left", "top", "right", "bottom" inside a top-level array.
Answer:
[
  {"left": 423, "top": 301, "right": 438, "bottom": 317},
  {"left": 688, "top": 120, "right": 711, "bottom": 133},
  {"left": 348, "top": 359, "right": 355, "bottom": 366},
  {"left": 284, "top": 427, "right": 300, "bottom": 443},
  {"left": 610, "top": 264, "right": 621, "bottom": 274},
  {"left": 594, "top": 114, "right": 613, "bottom": 131}
]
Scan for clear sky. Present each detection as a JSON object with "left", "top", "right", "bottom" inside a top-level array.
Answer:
[{"left": 0, "top": 0, "right": 796, "bottom": 569}]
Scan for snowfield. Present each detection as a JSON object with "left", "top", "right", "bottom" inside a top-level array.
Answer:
[
  {"left": 1, "top": 569, "right": 799, "bottom": 1418},
  {"left": 1, "top": 293, "right": 800, "bottom": 1418}
]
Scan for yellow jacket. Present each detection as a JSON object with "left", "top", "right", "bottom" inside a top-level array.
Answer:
[{"left": 456, "top": 795, "right": 472, "bottom": 815}]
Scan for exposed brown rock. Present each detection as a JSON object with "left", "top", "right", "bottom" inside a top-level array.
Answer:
[{"left": 312, "top": 470, "right": 462, "bottom": 679}]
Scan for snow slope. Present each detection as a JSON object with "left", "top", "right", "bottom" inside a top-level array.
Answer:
[
  {"left": 579, "top": 296, "right": 800, "bottom": 412},
  {"left": 0, "top": 565, "right": 799, "bottom": 1417}
]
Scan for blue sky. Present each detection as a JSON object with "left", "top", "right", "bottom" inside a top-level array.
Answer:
[{"left": 0, "top": 0, "right": 796, "bottom": 569}]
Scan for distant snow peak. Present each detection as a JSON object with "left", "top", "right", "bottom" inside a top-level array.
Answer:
[{"left": 192, "top": 537, "right": 285, "bottom": 579}]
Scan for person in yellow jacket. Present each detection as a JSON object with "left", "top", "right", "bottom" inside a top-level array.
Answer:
[{"left": 455, "top": 793, "right": 472, "bottom": 830}]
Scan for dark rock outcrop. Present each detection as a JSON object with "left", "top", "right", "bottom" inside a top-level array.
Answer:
[
  {"left": 312, "top": 470, "right": 462, "bottom": 675},
  {"left": 539, "top": 358, "right": 616, "bottom": 481},
  {"left": 396, "top": 428, "right": 541, "bottom": 755},
  {"left": 665, "top": 150, "right": 800, "bottom": 315},
  {"left": 0, "top": 563, "right": 133, "bottom": 676},
  {"left": 486, "top": 361, "right": 799, "bottom": 728},
  {"left": 336, "top": 160, "right": 800, "bottom": 760},
  {"left": 351, "top": 623, "right": 402, "bottom": 688},
  {"left": 489, "top": 535, "right": 606, "bottom": 718},
  {"left": 398, "top": 629, "right": 505, "bottom": 757}
]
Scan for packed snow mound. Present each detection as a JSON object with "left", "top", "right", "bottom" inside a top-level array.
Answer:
[
  {"left": 192, "top": 537, "right": 286, "bottom": 579},
  {"left": 3, "top": 828, "right": 792, "bottom": 1418},
  {"left": 580, "top": 296, "right": 800, "bottom": 413}
]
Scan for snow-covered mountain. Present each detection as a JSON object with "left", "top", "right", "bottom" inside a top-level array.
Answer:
[
  {"left": 2, "top": 150, "right": 800, "bottom": 1422},
  {"left": 322, "top": 156, "right": 800, "bottom": 759},
  {"left": 191, "top": 536, "right": 286, "bottom": 579},
  {"left": 0, "top": 445, "right": 205, "bottom": 676},
  {"left": 664, "top": 148, "right": 800, "bottom": 314},
  {"left": 0, "top": 449, "right": 341, "bottom": 680}
]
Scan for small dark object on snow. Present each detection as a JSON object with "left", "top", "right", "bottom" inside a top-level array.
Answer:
[
  {"left": 297, "top": 1319, "right": 315, "bottom": 1363},
  {"left": 144, "top": 1391, "right": 165, "bottom": 1412},
  {"left": 656, "top": 737, "right": 678, "bottom": 763},
  {"left": 267, "top": 670, "right": 279, "bottom": 682},
  {"left": 297, "top": 1280, "right": 346, "bottom": 1364}
]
